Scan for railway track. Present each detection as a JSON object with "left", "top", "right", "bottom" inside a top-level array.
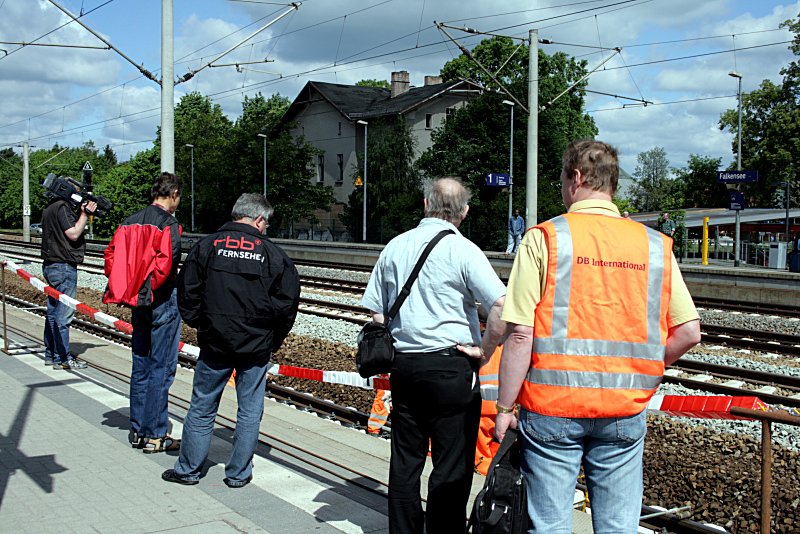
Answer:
[
  {"left": 695, "top": 297, "right": 800, "bottom": 319},
  {"left": 1, "top": 237, "right": 375, "bottom": 275}
]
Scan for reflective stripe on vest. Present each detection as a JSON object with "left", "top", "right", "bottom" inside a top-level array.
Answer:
[
  {"left": 478, "top": 346, "right": 502, "bottom": 407},
  {"left": 367, "top": 390, "right": 390, "bottom": 433},
  {"left": 519, "top": 213, "right": 670, "bottom": 418}
]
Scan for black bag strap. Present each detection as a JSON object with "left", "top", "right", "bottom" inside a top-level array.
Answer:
[
  {"left": 486, "top": 427, "right": 518, "bottom": 475},
  {"left": 385, "top": 229, "right": 454, "bottom": 323}
]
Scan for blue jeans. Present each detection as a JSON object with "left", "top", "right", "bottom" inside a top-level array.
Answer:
[
  {"left": 43, "top": 263, "right": 77, "bottom": 364},
  {"left": 130, "top": 288, "right": 180, "bottom": 439},
  {"left": 518, "top": 408, "right": 647, "bottom": 533},
  {"left": 173, "top": 350, "right": 268, "bottom": 483},
  {"left": 506, "top": 232, "right": 521, "bottom": 254}
]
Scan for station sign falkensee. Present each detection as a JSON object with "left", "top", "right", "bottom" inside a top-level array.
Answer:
[{"left": 716, "top": 170, "right": 758, "bottom": 183}]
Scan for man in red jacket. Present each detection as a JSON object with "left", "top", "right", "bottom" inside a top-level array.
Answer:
[{"left": 104, "top": 172, "right": 183, "bottom": 453}]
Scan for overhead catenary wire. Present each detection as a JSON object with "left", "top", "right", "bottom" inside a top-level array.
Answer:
[
  {"left": 175, "top": 3, "right": 300, "bottom": 84},
  {"left": 45, "top": 0, "right": 159, "bottom": 84},
  {"left": 1, "top": 1, "right": 792, "bottom": 153},
  {"left": 0, "top": 29, "right": 785, "bottom": 152},
  {"left": 2, "top": 0, "right": 780, "bottom": 142},
  {"left": 0, "top": 40, "right": 109, "bottom": 50},
  {"left": 435, "top": 22, "right": 528, "bottom": 112},
  {"left": 0, "top": 0, "right": 113, "bottom": 61}
]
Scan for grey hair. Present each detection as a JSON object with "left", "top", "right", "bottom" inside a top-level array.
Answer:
[
  {"left": 231, "top": 193, "right": 273, "bottom": 222},
  {"left": 424, "top": 177, "right": 471, "bottom": 224}
]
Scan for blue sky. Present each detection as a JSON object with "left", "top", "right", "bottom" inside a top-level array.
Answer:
[{"left": 0, "top": 0, "right": 797, "bottom": 175}]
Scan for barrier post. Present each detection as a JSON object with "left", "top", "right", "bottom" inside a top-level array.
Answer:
[
  {"left": 730, "top": 407, "right": 800, "bottom": 534},
  {"left": 702, "top": 217, "right": 709, "bottom": 265},
  {"left": 2, "top": 261, "right": 8, "bottom": 354}
]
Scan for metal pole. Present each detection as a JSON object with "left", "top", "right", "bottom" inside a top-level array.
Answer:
[
  {"left": 508, "top": 104, "right": 514, "bottom": 223},
  {"left": 22, "top": 142, "right": 30, "bottom": 242},
  {"left": 526, "top": 29, "right": 539, "bottom": 226},
  {"left": 160, "top": 0, "right": 175, "bottom": 173},
  {"left": 190, "top": 146, "right": 195, "bottom": 232},
  {"left": 360, "top": 121, "right": 368, "bottom": 242},
  {"left": 785, "top": 180, "right": 790, "bottom": 245},
  {"left": 734, "top": 75, "right": 742, "bottom": 267},
  {"left": 760, "top": 420, "right": 772, "bottom": 534},
  {"left": 263, "top": 136, "right": 267, "bottom": 196},
  {"left": 2, "top": 262, "right": 8, "bottom": 355},
  {"left": 702, "top": 216, "right": 709, "bottom": 265}
]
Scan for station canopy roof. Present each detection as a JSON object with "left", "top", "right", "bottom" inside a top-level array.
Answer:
[{"left": 629, "top": 208, "right": 800, "bottom": 229}]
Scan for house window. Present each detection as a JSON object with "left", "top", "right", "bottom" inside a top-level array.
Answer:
[
  {"left": 337, "top": 154, "right": 344, "bottom": 183},
  {"left": 338, "top": 122, "right": 342, "bottom": 136},
  {"left": 445, "top": 107, "right": 456, "bottom": 121},
  {"left": 317, "top": 155, "right": 324, "bottom": 183},
  {"left": 425, "top": 113, "right": 432, "bottom": 129}
]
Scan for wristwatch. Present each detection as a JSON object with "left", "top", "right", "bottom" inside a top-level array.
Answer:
[{"left": 496, "top": 402, "right": 516, "bottom": 415}]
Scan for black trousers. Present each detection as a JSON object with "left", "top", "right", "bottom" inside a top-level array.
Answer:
[{"left": 388, "top": 351, "right": 481, "bottom": 534}]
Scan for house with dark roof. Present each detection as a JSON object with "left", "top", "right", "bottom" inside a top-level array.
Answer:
[{"left": 282, "top": 71, "right": 484, "bottom": 206}]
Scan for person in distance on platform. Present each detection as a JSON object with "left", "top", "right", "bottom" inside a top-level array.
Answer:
[
  {"left": 506, "top": 208, "right": 526, "bottom": 254},
  {"left": 659, "top": 211, "right": 676, "bottom": 237},
  {"left": 103, "top": 172, "right": 183, "bottom": 453},
  {"left": 41, "top": 186, "right": 97, "bottom": 369},
  {"left": 162, "top": 193, "right": 300, "bottom": 488},
  {"left": 494, "top": 139, "right": 701, "bottom": 533},
  {"left": 361, "top": 177, "right": 507, "bottom": 534}
]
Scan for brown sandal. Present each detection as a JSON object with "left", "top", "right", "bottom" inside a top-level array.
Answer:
[{"left": 142, "top": 436, "right": 181, "bottom": 454}]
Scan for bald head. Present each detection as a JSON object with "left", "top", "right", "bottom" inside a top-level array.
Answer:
[{"left": 424, "top": 177, "right": 471, "bottom": 225}]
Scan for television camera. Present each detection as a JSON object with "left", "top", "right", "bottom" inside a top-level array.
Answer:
[{"left": 42, "top": 172, "right": 113, "bottom": 217}]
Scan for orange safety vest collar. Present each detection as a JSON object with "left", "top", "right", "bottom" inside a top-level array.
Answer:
[{"left": 517, "top": 212, "right": 672, "bottom": 418}]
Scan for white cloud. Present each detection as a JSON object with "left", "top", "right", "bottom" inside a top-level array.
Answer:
[{"left": 0, "top": 0, "right": 797, "bottom": 177}]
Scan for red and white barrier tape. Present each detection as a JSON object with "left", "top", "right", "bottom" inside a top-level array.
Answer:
[
  {"left": 2, "top": 259, "right": 389, "bottom": 391},
  {"left": 8, "top": 259, "right": 766, "bottom": 407},
  {"left": 3, "top": 259, "right": 200, "bottom": 357},
  {"left": 647, "top": 394, "right": 768, "bottom": 420}
]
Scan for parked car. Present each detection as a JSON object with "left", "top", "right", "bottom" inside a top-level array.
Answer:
[{"left": 30, "top": 223, "right": 42, "bottom": 234}]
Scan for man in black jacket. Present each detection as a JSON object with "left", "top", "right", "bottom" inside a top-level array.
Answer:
[{"left": 162, "top": 193, "right": 300, "bottom": 488}]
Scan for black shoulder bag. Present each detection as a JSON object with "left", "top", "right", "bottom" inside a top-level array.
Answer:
[
  {"left": 356, "top": 229, "right": 454, "bottom": 378},
  {"left": 467, "top": 428, "right": 531, "bottom": 534}
]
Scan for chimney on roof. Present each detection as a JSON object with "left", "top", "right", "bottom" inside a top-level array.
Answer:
[
  {"left": 424, "top": 75, "right": 443, "bottom": 86},
  {"left": 391, "top": 71, "right": 410, "bottom": 98}
]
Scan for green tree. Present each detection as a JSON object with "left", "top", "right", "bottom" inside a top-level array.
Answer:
[
  {"left": 418, "top": 36, "right": 597, "bottom": 250},
  {"left": 265, "top": 128, "right": 334, "bottom": 233},
  {"left": 672, "top": 154, "right": 726, "bottom": 208},
  {"left": 92, "top": 147, "right": 160, "bottom": 237},
  {"left": 230, "top": 92, "right": 290, "bottom": 196},
  {"left": 342, "top": 117, "right": 422, "bottom": 243},
  {"left": 355, "top": 79, "right": 390, "bottom": 89},
  {"left": 719, "top": 14, "right": 800, "bottom": 207},
  {"left": 629, "top": 147, "right": 682, "bottom": 212},
  {"left": 0, "top": 142, "right": 118, "bottom": 230},
  {"left": 169, "top": 92, "right": 235, "bottom": 232},
  {"left": 231, "top": 93, "right": 334, "bottom": 234}
]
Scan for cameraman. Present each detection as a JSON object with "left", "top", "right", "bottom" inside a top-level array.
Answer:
[{"left": 40, "top": 190, "right": 97, "bottom": 370}]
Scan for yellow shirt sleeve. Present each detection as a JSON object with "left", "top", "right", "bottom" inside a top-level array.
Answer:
[
  {"left": 500, "top": 228, "right": 699, "bottom": 329},
  {"left": 668, "top": 254, "right": 700, "bottom": 327},
  {"left": 500, "top": 228, "right": 547, "bottom": 327}
]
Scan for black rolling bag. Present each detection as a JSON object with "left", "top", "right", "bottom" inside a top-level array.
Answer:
[{"left": 467, "top": 428, "right": 530, "bottom": 534}]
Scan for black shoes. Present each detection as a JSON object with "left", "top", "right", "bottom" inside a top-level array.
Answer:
[
  {"left": 223, "top": 475, "right": 253, "bottom": 488},
  {"left": 161, "top": 469, "right": 198, "bottom": 486},
  {"left": 161, "top": 469, "right": 253, "bottom": 488}
]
